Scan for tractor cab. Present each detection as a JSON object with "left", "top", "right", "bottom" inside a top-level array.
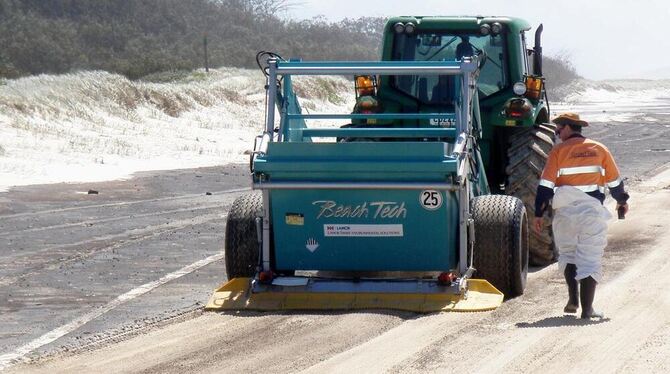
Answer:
[{"left": 388, "top": 26, "right": 508, "bottom": 104}]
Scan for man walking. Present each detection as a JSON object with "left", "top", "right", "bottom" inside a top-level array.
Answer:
[{"left": 534, "top": 113, "right": 629, "bottom": 319}]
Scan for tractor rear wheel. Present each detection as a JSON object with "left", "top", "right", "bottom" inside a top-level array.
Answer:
[
  {"left": 505, "top": 123, "right": 557, "bottom": 265},
  {"left": 224, "top": 192, "right": 262, "bottom": 279},
  {"left": 471, "top": 195, "right": 529, "bottom": 298}
]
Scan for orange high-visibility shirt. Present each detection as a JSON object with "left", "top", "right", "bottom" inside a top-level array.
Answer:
[{"left": 539, "top": 137, "right": 622, "bottom": 193}]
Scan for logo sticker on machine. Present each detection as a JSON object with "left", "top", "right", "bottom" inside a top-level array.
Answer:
[
  {"left": 312, "top": 200, "right": 407, "bottom": 220},
  {"left": 285, "top": 213, "right": 304, "bottom": 226},
  {"left": 420, "top": 190, "right": 443, "bottom": 210},
  {"left": 324, "top": 224, "right": 404, "bottom": 237}
]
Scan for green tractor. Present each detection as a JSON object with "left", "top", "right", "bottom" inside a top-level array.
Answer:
[
  {"left": 353, "top": 16, "right": 556, "bottom": 264},
  {"left": 206, "top": 16, "right": 556, "bottom": 313}
]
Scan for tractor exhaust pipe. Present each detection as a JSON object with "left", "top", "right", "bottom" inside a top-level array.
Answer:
[{"left": 533, "top": 24, "right": 543, "bottom": 76}]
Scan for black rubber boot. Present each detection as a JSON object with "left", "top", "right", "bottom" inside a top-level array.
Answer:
[
  {"left": 563, "top": 264, "right": 579, "bottom": 313},
  {"left": 580, "top": 276, "right": 604, "bottom": 319}
]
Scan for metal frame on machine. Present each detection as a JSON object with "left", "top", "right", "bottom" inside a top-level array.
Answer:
[{"left": 255, "top": 57, "right": 480, "bottom": 282}]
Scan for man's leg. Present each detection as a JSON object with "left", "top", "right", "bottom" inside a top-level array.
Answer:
[
  {"left": 580, "top": 276, "right": 604, "bottom": 319},
  {"left": 553, "top": 212, "right": 578, "bottom": 313},
  {"left": 563, "top": 263, "right": 579, "bottom": 313},
  {"left": 575, "top": 210, "right": 608, "bottom": 319}
]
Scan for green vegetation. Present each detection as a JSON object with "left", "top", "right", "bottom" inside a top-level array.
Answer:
[
  {"left": 544, "top": 53, "right": 581, "bottom": 87},
  {"left": 140, "top": 70, "right": 209, "bottom": 84},
  {"left": 0, "top": 0, "right": 383, "bottom": 79},
  {"left": 0, "top": 1, "right": 579, "bottom": 88}
]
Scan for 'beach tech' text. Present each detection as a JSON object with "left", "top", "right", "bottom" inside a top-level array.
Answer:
[{"left": 313, "top": 200, "right": 407, "bottom": 220}]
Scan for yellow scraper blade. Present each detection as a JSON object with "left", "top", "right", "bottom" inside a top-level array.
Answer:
[{"left": 205, "top": 278, "right": 503, "bottom": 313}]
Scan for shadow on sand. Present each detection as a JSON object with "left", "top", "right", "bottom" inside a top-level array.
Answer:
[{"left": 516, "top": 315, "right": 610, "bottom": 328}]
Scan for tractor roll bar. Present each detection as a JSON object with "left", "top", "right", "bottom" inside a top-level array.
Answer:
[
  {"left": 274, "top": 60, "right": 477, "bottom": 75},
  {"left": 286, "top": 113, "right": 456, "bottom": 120},
  {"left": 264, "top": 57, "right": 479, "bottom": 136}
]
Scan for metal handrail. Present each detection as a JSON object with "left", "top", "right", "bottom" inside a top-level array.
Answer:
[
  {"left": 298, "top": 128, "right": 456, "bottom": 139},
  {"left": 253, "top": 181, "right": 458, "bottom": 191},
  {"left": 275, "top": 60, "right": 478, "bottom": 76},
  {"left": 286, "top": 113, "right": 456, "bottom": 120}
]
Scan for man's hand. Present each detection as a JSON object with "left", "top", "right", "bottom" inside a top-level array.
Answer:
[{"left": 533, "top": 216, "right": 544, "bottom": 234}]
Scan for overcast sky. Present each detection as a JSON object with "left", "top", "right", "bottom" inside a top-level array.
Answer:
[{"left": 284, "top": 0, "right": 670, "bottom": 80}]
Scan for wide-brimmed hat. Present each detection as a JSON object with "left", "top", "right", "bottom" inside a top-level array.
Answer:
[{"left": 552, "top": 112, "right": 589, "bottom": 127}]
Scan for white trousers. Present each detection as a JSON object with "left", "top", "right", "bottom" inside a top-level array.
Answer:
[{"left": 552, "top": 186, "right": 612, "bottom": 282}]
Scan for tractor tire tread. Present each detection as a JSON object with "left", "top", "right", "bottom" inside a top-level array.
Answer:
[
  {"left": 472, "top": 195, "right": 528, "bottom": 298},
  {"left": 224, "top": 192, "right": 262, "bottom": 279},
  {"left": 506, "top": 123, "right": 557, "bottom": 265}
]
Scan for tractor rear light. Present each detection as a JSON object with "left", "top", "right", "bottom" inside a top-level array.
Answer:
[
  {"left": 259, "top": 270, "right": 274, "bottom": 283},
  {"left": 504, "top": 97, "right": 532, "bottom": 119},
  {"left": 393, "top": 22, "right": 405, "bottom": 34},
  {"left": 479, "top": 24, "right": 491, "bottom": 36},
  {"left": 355, "top": 75, "right": 377, "bottom": 97},
  {"left": 438, "top": 271, "right": 457, "bottom": 285},
  {"left": 508, "top": 108, "right": 528, "bottom": 118},
  {"left": 525, "top": 76, "right": 544, "bottom": 100}
]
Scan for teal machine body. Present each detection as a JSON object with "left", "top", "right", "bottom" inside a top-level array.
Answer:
[{"left": 252, "top": 59, "right": 486, "bottom": 275}]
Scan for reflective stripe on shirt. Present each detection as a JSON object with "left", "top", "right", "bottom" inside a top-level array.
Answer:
[{"left": 558, "top": 165, "right": 606, "bottom": 177}]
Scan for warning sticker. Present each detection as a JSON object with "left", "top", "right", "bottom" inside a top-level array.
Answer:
[
  {"left": 285, "top": 213, "right": 304, "bottom": 226},
  {"left": 324, "top": 224, "right": 404, "bottom": 237}
]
